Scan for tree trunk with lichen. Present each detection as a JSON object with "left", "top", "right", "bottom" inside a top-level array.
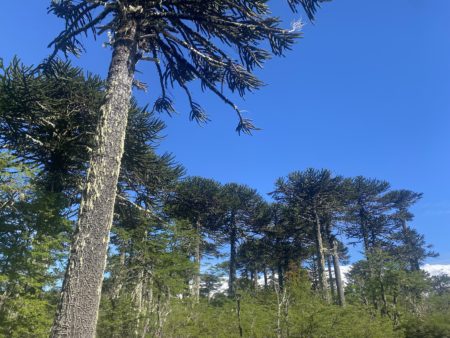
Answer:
[
  {"left": 313, "top": 207, "right": 330, "bottom": 302},
  {"left": 51, "top": 19, "right": 138, "bottom": 338}
]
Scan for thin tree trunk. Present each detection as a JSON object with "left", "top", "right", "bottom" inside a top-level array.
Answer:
[
  {"left": 252, "top": 268, "right": 258, "bottom": 289},
  {"left": 271, "top": 267, "right": 276, "bottom": 287},
  {"left": 229, "top": 224, "right": 237, "bottom": 297},
  {"left": 51, "top": 19, "right": 138, "bottom": 338},
  {"left": 263, "top": 267, "right": 268, "bottom": 288},
  {"left": 276, "top": 237, "right": 284, "bottom": 289},
  {"left": 313, "top": 208, "right": 330, "bottom": 302},
  {"left": 192, "top": 220, "right": 201, "bottom": 302},
  {"left": 277, "top": 262, "right": 284, "bottom": 290},
  {"left": 331, "top": 239, "right": 345, "bottom": 306},
  {"left": 327, "top": 254, "right": 336, "bottom": 301},
  {"left": 133, "top": 269, "right": 144, "bottom": 337},
  {"left": 140, "top": 274, "right": 154, "bottom": 338}
]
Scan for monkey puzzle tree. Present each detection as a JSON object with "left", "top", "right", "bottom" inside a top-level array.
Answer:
[
  {"left": 381, "top": 189, "right": 437, "bottom": 271},
  {"left": 272, "top": 169, "right": 344, "bottom": 302},
  {"left": 263, "top": 202, "right": 311, "bottom": 289},
  {"left": 165, "top": 176, "right": 222, "bottom": 302},
  {"left": 219, "top": 183, "right": 268, "bottom": 296},
  {"left": 47, "top": 0, "right": 329, "bottom": 335},
  {"left": 344, "top": 177, "right": 392, "bottom": 256}
]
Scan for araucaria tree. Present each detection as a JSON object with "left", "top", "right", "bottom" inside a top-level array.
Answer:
[
  {"left": 272, "top": 169, "right": 345, "bottom": 302},
  {"left": 166, "top": 177, "right": 222, "bottom": 302},
  {"left": 220, "top": 183, "right": 268, "bottom": 296},
  {"left": 47, "top": 0, "right": 327, "bottom": 335}
]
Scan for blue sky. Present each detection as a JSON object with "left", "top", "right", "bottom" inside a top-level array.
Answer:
[{"left": 1, "top": 1, "right": 449, "bottom": 263}]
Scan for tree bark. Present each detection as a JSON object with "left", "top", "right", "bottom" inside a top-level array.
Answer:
[
  {"left": 133, "top": 269, "right": 144, "bottom": 337},
  {"left": 229, "top": 224, "right": 237, "bottom": 297},
  {"left": 327, "top": 254, "right": 336, "bottom": 301},
  {"left": 331, "top": 239, "right": 346, "bottom": 306},
  {"left": 192, "top": 220, "right": 201, "bottom": 302},
  {"left": 313, "top": 208, "right": 330, "bottom": 302},
  {"left": 51, "top": 19, "right": 138, "bottom": 338}
]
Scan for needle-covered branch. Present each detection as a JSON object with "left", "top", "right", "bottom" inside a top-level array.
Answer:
[{"left": 48, "top": 0, "right": 329, "bottom": 133}]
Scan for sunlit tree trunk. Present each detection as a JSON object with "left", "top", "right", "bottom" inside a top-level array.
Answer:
[
  {"left": 51, "top": 19, "right": 138, "bottom": 338},
  {"left": 327, "top": 254, "right": 336, "bottom": 301},
  {"left": 133, "top": 269, "right": 144, "bottom": 337},
  {"left": 313, "top": 208, "right": 330, "bottom": 302},
  {"left": 192, "top": 220, "right": 201, "bottom": 302},
  {"left": 331, "top": 239, "right": 345, "bottom": 306}
]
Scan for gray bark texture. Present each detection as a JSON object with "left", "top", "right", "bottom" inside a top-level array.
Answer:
[
  {"left": 313, "top": 208, "right": 330, "bottom": 302},
  {"left": 51, "top": 19, "right": 138, "bottom": 338},
  {"left": 331, "top": 239, "right": 346, "bottom": 306},
  {"left": 327, "top": 254, "right": 336, "bottom": 299}
]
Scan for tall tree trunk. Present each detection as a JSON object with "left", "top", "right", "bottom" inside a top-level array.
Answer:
[
  {"left": 276, "top": 237, "right": 284, "bottom": 289},
  {"left": 313, "top": 208, "right": 330, "bottom": 302},
  {"left": 263, "top": 267, "right": 268, "bottom": 288},
  {"left": 140, "top": 274, "right": 154, "bottom": 338},
  {"left": 51, "top": 19, "right": 138, "bottom": 338},
  {"left": 133, "top": 269, "right": 144, "bottom": 337},
  {"left": 327, "top": 254, "right": 336, "bottom": 301},
  {"left": 325, "top": 221, "right": 345, "bottom": 307},
  {"left": 229, "top": 224, "right": 237, "bottom": 297},
  {"left": 111, "top": 248, "right": 126, "bottom": 307},
  {"left": 252, "top": 268, "right": 258, "bottom": 289},
  {"left": 331, "top": 239, "right": 346, "bottom": 306},
  {"left": 192, "top": 220, "right": 201, "bottom": 302},
  {"left": 277, "top": 262, "right": 284, "bottom": 290}
]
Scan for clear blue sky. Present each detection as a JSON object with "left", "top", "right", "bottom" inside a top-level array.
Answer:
[{"left": 1, "top": 1, "right": 449, "bottom": 264}]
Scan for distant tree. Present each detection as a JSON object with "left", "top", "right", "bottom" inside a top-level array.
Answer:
[
  {"left": 166, "top": 176, "right": 222, "bottom": 302},
  {"left": 47, "top": 1, "right": 329, "bottom": 334},
  {"left": 100, "top": 213, "right": 193, "bottom": 338},
  {"left": 382, "top": 190, "right": 437, "bottom": 271},
  {"left": 430, "top": 274, "right": 450, "bottom": 296},
  {"left": 0, "top": 152, "right": 69, "bottom": 337},
  {"left": 262, "top": 202, "right": 311, "bottom": 289},
  {"left": 219, "top": 183, "right": 268, "bottom": 296},
  {"left": 346, "top": 251, "right": 430, "bottom": 322},
  {"left": 344, "top": 177, "right": 392, "bottom": 256},
  {"left": 272, "top": 169, "right": 344, "bottom": 302},
  {"left": 237, "top": 238, "right": 267, "bottom": 288}
]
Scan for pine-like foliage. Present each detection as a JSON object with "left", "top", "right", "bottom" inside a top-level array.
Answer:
[{"left": 47, "top": 0, "right": 328, "bottom": 133}]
